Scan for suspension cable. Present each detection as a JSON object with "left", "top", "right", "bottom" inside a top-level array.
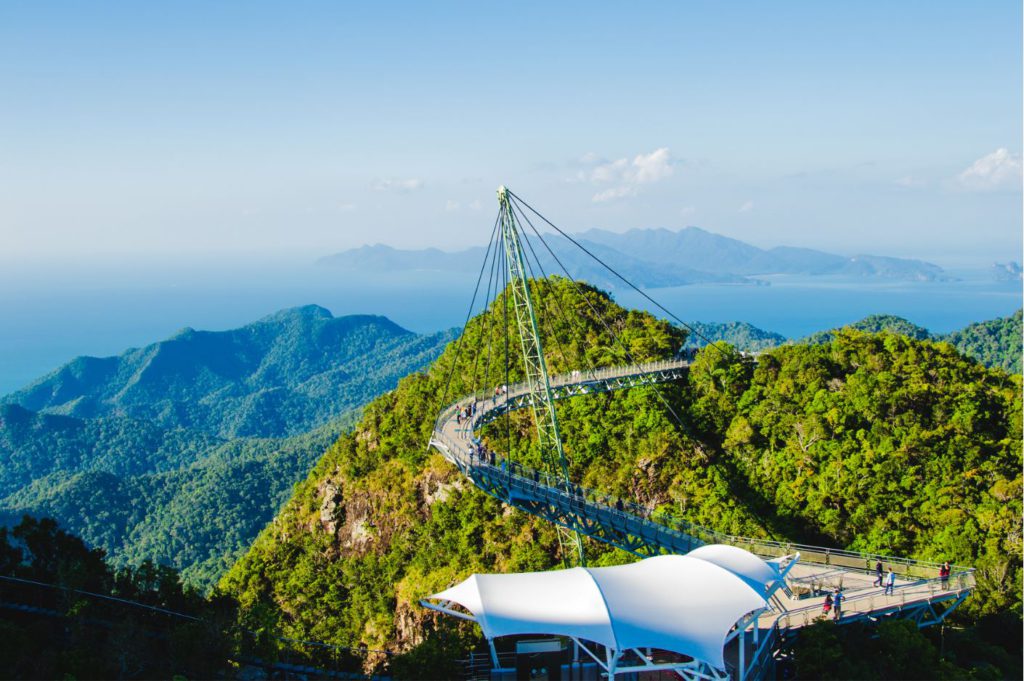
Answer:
[
  {"left": 502, "top": 240, "right": 511, "bottom": 460},
  {"left": 480, "top": 223, "right": 503, "bottom": 400},
  {"left": 509, "top": 199, "right": 692, "bottom": 433},
  {"left": 517, "top": 230, "right": 573, "bottom": 374},
  {"left": 433, "top": 213, "right": 501, "bottom": 433},
  {"left": 507, "top": 190, "right": 733, "bottom": 357},
  {"left": 520, "top": 229, "right": 598, "bottom": 373},
  {"left": 471, "top": 222, "right": 502, "bottom": 397}
]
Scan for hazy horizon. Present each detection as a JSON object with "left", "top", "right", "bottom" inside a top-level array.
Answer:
[{"left": 0, "top": 218, "right": 1019, "bottom": 272}]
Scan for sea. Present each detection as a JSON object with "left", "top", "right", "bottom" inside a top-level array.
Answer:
[{"left": 0, "top": 259, "right": 1020, "bottom": 397}]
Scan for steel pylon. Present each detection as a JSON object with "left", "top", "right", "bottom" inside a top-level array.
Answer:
[{"left": 496, "top": 186, "right": 586, "bottom": 567}]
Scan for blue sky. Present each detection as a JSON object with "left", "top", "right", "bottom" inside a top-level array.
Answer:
[{"left": 1, "top": 1, "right": 1020, "bottom": 266}]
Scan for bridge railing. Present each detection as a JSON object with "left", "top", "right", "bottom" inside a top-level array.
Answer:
[
  {"left": 433, "top": 359, "right": 973, "bottom": 584},
  {"left": 431, "top": 425, "right": 974, "bottom": 585},
  {"left": 546, "top": 359, "right": 690, "bottom": 388},
  {"left": 773, "top": 570, "right": 975, "bottom": 632},
  {"left": 439, "top": 359, "right": 693, "bottom": 413}
]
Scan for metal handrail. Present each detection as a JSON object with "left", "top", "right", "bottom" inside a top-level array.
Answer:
[
  {"left": 432, "top": 361, "right": 975, "bottom": 580},
  {"left": 775, "top": 571, "right": 975, "bottom": 632},
  {"left": 445, "top": 359, "right": 692, "bottom": 407},
  {"left": 433, "top": 428, "right": 972, "bottom": 580}
]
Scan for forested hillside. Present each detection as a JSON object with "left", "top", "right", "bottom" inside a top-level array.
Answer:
[
  {"left": 4, "top": 306, "right": 456, "bottom": 438},
  {"left": 801, "top": 310, "right": 1022, "bottom": 373},
  {"left": 683, "top": 320, "right": 787, "bottom": 351},
  {"left": 0, "top": 414, "right": 356, "bottom": 588},
  {"left": 221, "top": 278, "right": 1021, "bottom": 676},
  {"left": 681, "top": 310, "right": 1022, "bottom": 369},
  {"left": 1, "top": 307, "right": 455, "bottom": 589},
  {"left": 942, "top": 308, "right": 1022, "bottom": 374},
  {"left": 802, "top": 314, "right": 932, "bottom": 344},
  {"left": 0, "top": 404, "right": 220, "bottom": 498}
]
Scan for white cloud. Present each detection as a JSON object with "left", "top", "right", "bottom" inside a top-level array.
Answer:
[
  {"left": 591, "top": 157, "right": 630, "bottom": 184},
  {"left": 738, "top": 200, "right": 754, "bottom": 213},
  {"left": 894, "top": 175, "right": 926, "bottom": 188},
  {"left": 631, "top": 147, "right": 674, "bottom": 184},
  {"left": 371, "top": 177, "right": 424, "bottom": 193},
  {"left": 680, "top": 205, "right": 696, "bottom": 217},
  {"left": 587, "top": 147, "right": 674, "bottom": 202},
  {"left": 957, "top": 148, "right": 1022, "bottom": 191},
  {"left": 444, "top": 199, "right": 481, "bottom": 212},
  {"left": 593, "top": 186, "right": 636, "bottom": 202}
]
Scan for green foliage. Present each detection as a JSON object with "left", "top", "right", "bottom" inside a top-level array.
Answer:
[
  {"left": 222, "top": 279, "right": 1021, "bottom": 677},
  {"left": 1, "top": 414, "right": 358, "bottom": 590},
  {"left": 792, "top": 618, "right": 1020, "bottom": 680},
  {"left": 0, "top": 516, "right": 236, "bottom": 680},
  {"left": 802, "top": 314, "right": 932, "bottom": 345},
  {"left": 801, "top": 310, "right": 1023, "bottom": 374},
  {"left": 941, "top": 308, "right": 1022, "bottom": 374},
  {"left": 712, "top": 331, "right": 1022, "bottom": 618},
  {"left": 684, "top": 320, "right": 787, "bottom": 351},
  {"left": 0, "top": 404, "right": 222, "bottom": 498}
]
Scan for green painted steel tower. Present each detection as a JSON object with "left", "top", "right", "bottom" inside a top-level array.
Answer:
[{"left": 496, "top": 186, "right": 586, "bottom": 567}]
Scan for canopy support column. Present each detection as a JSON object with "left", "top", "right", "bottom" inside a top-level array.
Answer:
[
  {"left": 606, "top": 646, "right": 618, "bottom": 677},
  {"left": 487, "top": 638, "right": 499, "bottom": 669},
  {"left": 571, "top": 637, "right": 610, "bottom": 673},
  {"left": 738, "top": 627, "right": 746, "bottom": 681}
]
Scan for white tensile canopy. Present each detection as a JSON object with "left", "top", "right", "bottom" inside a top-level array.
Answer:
[
  {"left": 425, "top": 549, "right": 774, "bottom": 671},
  {"left": 686, "top": 544, "right": 784, "bottom": 596}
]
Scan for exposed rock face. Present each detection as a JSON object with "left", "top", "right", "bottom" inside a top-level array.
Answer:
[
  {"left": 418, "top": 464, "right": 464, "bottom": 509},
  {"left": 318, "top": 480, "right": 345, "bottom": 535}
]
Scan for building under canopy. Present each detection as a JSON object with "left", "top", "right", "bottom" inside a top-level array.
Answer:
[{"left": 422, "top": 546, "right": 797, "bottom": 679}]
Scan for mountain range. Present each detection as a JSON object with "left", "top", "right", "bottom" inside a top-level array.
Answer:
[
  {"left": 0, "top": 307, "right": 455, "bottom": 587},
  {"left": 319, "top": 226, "right": 952, "bottom": 287},
  {"left": 3, "top": 305, "right": 456, "bottom": 439}
]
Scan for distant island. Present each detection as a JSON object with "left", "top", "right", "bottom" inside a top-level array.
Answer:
[
  {"left": 319, "top": 225, "right": 953, "bottom": 287},
  {"left": 992, "top": 261, "right": 1023, "bottom": 281}
]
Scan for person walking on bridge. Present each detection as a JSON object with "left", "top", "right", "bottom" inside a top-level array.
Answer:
[
  {"left": 884, "top": 568, "right": 896, "bottom": 596},
  {"left": 873, "top": 560, "right": 883, "bottom": 587},
  {"left": 940, "top": 562, "right": 951, "bottom": 588}
]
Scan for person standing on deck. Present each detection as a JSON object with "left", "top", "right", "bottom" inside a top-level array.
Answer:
[
  {"left": 832, "top": 588, "right": 844, "bottom": 620},
  {"left": 822, "top": 592, "right": 833, "bottom": 618},
  {"left": 940, "top": 562, "right": 951, "bottom": 588},
  {"left": 885, "top": 568, "right": 896, "bottom": 595}
]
